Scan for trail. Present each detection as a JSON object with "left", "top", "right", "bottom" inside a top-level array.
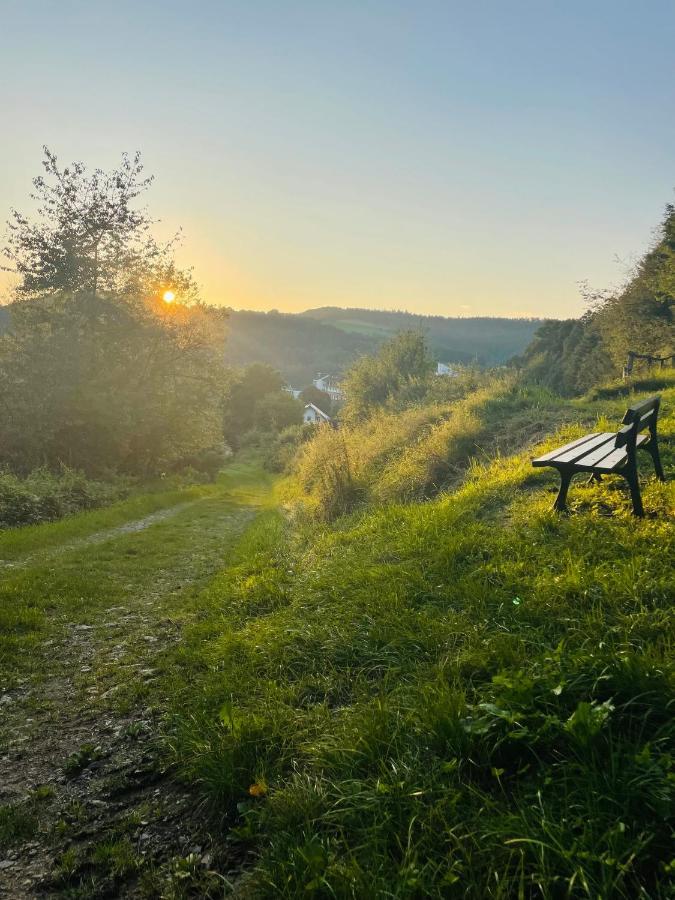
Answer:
[
  {"left": 0, "top": 479, "right": 264, "bottom": 898},
  {"left": 0, "top": 503, "right": 195, "bottom": 570}
]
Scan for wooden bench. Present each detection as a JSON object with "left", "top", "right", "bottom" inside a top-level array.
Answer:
[{"left": 532, "top": 395, "right": 665, "bottom": 516}]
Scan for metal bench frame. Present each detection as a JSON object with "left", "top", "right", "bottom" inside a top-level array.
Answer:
[{"left": 532, "top": 395, "right": 665, "bottom": 516}]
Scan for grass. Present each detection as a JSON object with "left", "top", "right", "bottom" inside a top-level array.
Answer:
[
  {"left": 0, "top": 462, "right": 274, "bottom": 688},
  {"left": 164, "top": 380, "right": 675, "bottom": 898}
]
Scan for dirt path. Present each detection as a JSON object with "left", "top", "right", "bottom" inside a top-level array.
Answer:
[
  {"left": 0, "top": 502, "right": 195, "bottom": 571},
  {"left": 0, "top": 487, "right": 261, "bottom": 898}
]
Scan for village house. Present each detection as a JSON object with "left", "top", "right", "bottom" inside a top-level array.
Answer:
[
  {"left": 303, "top": 403, "right": 332, "bottom": 425},
  {"left": 436, "top": 362, "right": 458, "bottom": 376},
  {"left": 312, "top": 373, "right": 344, "bottom": 402}
]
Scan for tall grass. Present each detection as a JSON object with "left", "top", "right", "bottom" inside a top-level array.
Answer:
[
  {"left": 293, "top": 374, "right": 573, "bottom": 516},
  {"left": 166, "top": 384, "right": 675, "bottom": 897}
]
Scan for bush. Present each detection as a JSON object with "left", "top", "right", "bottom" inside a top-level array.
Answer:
[{"left": 0, "top": 468, "right": 128, "bottom": 528}]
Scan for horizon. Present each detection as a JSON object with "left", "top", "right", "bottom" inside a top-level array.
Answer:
[
  {"left": 229, "top": 304, "right": 549, "bottom": 322},
  {"left": 1, "top": 1, "right": 674, "bottom": 319}
]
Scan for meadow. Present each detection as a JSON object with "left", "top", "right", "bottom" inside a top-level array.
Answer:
[{"left": 161, "top": 376, "right": 675, "bottom": 898}]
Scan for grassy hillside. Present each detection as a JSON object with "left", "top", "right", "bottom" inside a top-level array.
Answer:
[
  {"left": 302, "top": 307, "right": 544, "bottom": 366},
  {"left": 164, "top": 377, "right": 674, "bottom": 898}
]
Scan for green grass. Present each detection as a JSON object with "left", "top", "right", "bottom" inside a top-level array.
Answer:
[
  {"left": 0, "top": 463, "right": 274, "bottom": 687},
  {"left": 165, "top": 383, "right": 675, "bottom": 898},
  {"left": 0, "top": 802, "right": 39, "bottom": 850}
]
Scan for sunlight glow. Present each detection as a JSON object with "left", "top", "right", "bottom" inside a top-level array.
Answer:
[{"left": 163, "top": 290, "right": 175, "bottom": 303}]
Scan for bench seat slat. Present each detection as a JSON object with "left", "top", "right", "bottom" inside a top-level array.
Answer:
[
  {"left": 532, "top": 432, "right": 601, "bottom": 465},
  {"left": 574, "top": 441, "right": 622, "bottom": 468},
  {"left": 590, "top": 447, "right": 631, "bottom": 472},
  {"left": 554, "top": 432, "right": 615, "bottom": 464},
  {"left": 548, "top": 432, "right": 616, "bottom": 465},
  {"left": 580, "top": 434, "right": 649, "bottom": 471},
  {"left": 574, "top": 434, "right": 649, "bottom": 468}
]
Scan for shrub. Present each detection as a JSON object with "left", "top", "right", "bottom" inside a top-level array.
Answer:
[{"left": 0, "top": 467, "right": 128, "bottom": 528}]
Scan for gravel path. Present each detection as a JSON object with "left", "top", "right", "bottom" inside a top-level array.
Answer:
[{"left": 0, "top": 492, "right": 257, "bottom": 898}]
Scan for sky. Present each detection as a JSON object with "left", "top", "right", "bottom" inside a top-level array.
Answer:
[{"left": 0, "top": 0, "right": 674, "bottom": 319}]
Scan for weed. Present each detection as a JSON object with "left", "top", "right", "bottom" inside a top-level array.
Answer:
[{"left": 64, "top": 743, "right": 104, "bottom": 777}]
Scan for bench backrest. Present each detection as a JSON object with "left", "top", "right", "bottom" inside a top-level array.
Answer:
[{"left": 615, "top": 395, "right": 661, "bottom": 449}]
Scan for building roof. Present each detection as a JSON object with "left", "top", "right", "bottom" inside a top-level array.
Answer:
[{"left": 304, "top": 402, "right": 332, "bottom": 421}]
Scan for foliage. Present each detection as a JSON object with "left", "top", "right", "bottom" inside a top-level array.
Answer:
[
  {"left": 223, "top": 363, "right": 303, "bottom": 451},
  {"left": 0, "top": 149, "right": 227, "bottom": 477},
  {"left": 0, "top": 467, "right": 128, "bottom": 528},
  {"left": 341, "top": 330, "right": 435, "bottom": 423},
  {"left": 518, "top": 204, "right": 675, "bottom": 394},
  {"left": 166, "top": 385, "right": 675, "bottom": 898},
  {"left": 2, "top": 147, "right": 156, "bottom": 301},
  {"left": 302, "top": 306, "right": 543, "bottom": 366},
  {"left": 300, "top": 385, "right": 333, "bottom": 416},
  {"left": 224, "top": 308, "right": 542, "bottom": 386},
  {"left": 293, "top": 371, "right": 574, "bottom": 517},
  {"left": 224, "top": 308, "right": 374, "bottom": 387}
]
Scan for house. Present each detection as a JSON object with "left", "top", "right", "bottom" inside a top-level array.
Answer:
[
  {"left": 312, "top": 374, "right": 344, "bottom": 402},
  {"left": 303, "top": 403, "right": 332, "bottom": 425},
  {"left": 283, "top": 385, "right": 302, "bottom": 399},
  {"left": 436, "top": 362, "right": 458, "bottom": 377}
]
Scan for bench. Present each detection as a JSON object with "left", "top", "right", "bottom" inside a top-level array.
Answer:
[{"left": 532, "top": 395, "right": 665, "bottom": 516}]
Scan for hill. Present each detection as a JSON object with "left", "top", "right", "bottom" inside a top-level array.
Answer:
[
  {"left": 223, "top": 308, "right": 373, "bottom": 386},
  {"left": 517, "top": 204, "right": 675, "bottom": 395},
  {"left": 225, "top": 307, "right": 544, "bottom": 385},
  {"left": 165, "top": 373, "right": 674, "bottom": 897},
  {"left": 301, "top": 306, "right": 543, "bottom": 366}
]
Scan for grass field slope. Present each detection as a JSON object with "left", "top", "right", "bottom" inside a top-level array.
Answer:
[{"left": 166, "top": 376, "right": 674, "bottom": 898}]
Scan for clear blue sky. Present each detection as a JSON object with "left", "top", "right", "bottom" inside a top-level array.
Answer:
[{"left": 1, "top": 0, "right": 674, "bottom": 318}]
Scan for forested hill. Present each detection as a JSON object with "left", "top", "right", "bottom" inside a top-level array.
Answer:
[
  {"left": 301, "top": 307, "right": 542, "bottom": 365},
  {"left": 226, "top": 307, "right": 543, "bottom": 385}
]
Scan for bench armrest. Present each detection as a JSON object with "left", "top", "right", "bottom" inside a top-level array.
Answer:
[{"left": 615, "top": 424, "right": 633, "bottom": 448}]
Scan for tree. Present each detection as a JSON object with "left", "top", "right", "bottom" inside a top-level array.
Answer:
[
  {"left": 342, "top": 331, "right": 435, "bottom": 422},
  {"left": 300, "top": 384, "right": 333, "bottom": 414},
  {"left": 222, "top": 364, "right": 300, "bottom": 449},
  {"left": 0, "top": 149, "right": 228, "bottom": 476},
  {"left": 2, "top": 147, "right": 158, "bottom": 301},
  {"left": 518, "top": 202, "right": 675, "bottom": 395}
]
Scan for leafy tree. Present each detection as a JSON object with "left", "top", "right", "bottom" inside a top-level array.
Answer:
[
  {"left": 518, "top": 203, "right": 675, "bottom": 395},
  {"left": 222, "top": 364, "right": 301, "bottom": 449},
  {"left": 0, "top": 149, "right": 227, "bottom": 476},
  {"left": 2, "top": 147, "right": 158, "bottom": 301},
  {"left": 342, "top": 331, "right": 435, "bottom": 422},
  {"left": 300, "top": 385, "right": 333, "bottom": 414},
  {"left": 253, "top": 392, "right": 303, "bottom": 432}
]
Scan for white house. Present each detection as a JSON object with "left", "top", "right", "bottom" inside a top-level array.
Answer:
[
  {"left": 303, "top": 403, "right": 332, "bottom": 425},
  {"left": 436, "top": 362, "right": 458, "bottom": 377},
  {"left": 312, "top": 374, "right": 344, "bottom": 402},
  {"left": 283, "top": 385, "right": 302, "bottom": 399}
]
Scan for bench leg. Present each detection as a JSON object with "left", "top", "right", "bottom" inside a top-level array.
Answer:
[
  {"left": 647, "top": 440, "right": 665, "bottom": 482},
  {"left": 623, "top": 468, "right": 645, "bottom": 517},
  {"left": 553, "top": 469, "right": 573, "bottom": 512}
]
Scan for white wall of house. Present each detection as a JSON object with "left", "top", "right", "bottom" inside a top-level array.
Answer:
[
  {"left": 436, "top": 362, "right": 457, "bottom": 377},
  {"left": 303, "top": 403, "right": 331, "bottom": 425},
  {"left": 312, "top": 374, "right": 344, "bottom": 401}
]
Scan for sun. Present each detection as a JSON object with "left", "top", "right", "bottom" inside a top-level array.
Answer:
[{"left": 163, "top": 290, "right": 175, "bottom": 303}]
